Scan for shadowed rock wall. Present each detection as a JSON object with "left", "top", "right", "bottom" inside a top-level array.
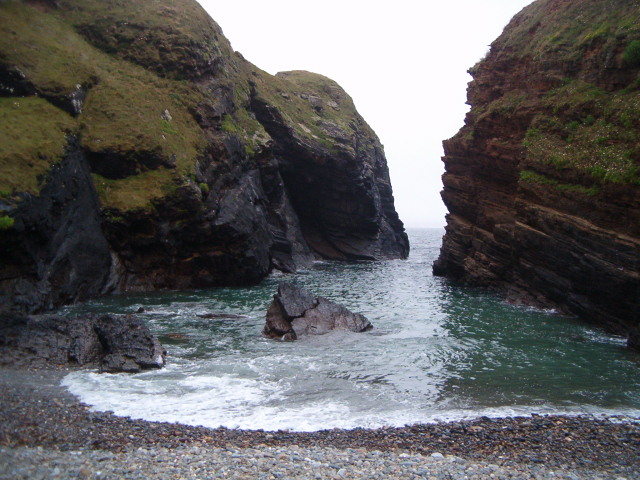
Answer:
[{"left": 434, "top": 0, "right": 640, "bottom": 342}]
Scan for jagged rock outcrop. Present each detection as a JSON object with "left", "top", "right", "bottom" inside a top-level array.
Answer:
[
  {"left": 263, "top": 283, "right": 372, "bottom": 341},
  {"left": 0, "top": 0, "right": 408, "bottom": 314},
  {"left": 434, "top": 0, "right": 640, "bottom": 347},
  {"left": 0, "top": 313, "right": 165, "bottom": 372}
]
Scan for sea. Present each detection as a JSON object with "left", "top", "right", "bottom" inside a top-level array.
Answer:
[{"left": 61, "top": 228, "right": 640, "bottom": 431}]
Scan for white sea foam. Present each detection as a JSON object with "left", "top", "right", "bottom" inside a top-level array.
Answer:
[
  {"left": 62, "top": 369, "right": 640, "bottom": 432},
  {"left": 59, "top": 229, "right": 640, "bottom": 432}
]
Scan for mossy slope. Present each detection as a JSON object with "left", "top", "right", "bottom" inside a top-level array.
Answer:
[
  {"left": 0, "top": 0, "right": 408, "bottom": 311},
  {"left": 0, "top": 0, "right": 208, "bottom": 209},
  {"left": 0, "top": 0, "right": 383, "bottom": 211}
]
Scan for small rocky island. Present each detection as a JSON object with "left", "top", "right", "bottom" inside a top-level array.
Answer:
[{"left": 263, "top": 283, "right": 372, "bottom": 341}]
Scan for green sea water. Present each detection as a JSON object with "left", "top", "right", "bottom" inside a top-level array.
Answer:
[{"left": 61, "top": 228, "right": 640, "bottom": 431}]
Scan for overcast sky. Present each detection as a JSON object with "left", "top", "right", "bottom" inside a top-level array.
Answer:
[{"left": 197, "top": 0, "right": 535, "bottom": 227}]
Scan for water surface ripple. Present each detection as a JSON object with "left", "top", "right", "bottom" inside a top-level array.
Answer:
[{"left": 62, "top": 229, "right": 640, "bottom": 431}]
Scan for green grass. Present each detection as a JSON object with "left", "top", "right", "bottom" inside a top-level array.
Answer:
[
  {"left": 0, "top": 0, "right": 385, "bottom": 214},
  {"left": 523, "top": 80, "right": 640, "bottom": 185},
  {"left": 250, "top": 67, "right": 369, "bottom": 150},
  {"left": 0, "top": 1, "right": 208, "bottom": 209},
  {"left": 0, "top": 97, "right": 77, "bottom": 195},
  {"left": 494, "top": 0, "right": 640, "bottom": 64},
  {"left": 0, "top": 215, "right": 15, "bottom": 230},
  {"left": 623, "top": 40, "right": 640, "bottom": 67},
  {"left": 55, "top": 0, "right": 233, "bottom": 80},
  {"left": 519, "top": 170, "right": 600, "bottom": 196},
  {"left": 91, "top": 171, "right": 181, "bottom": 211}
]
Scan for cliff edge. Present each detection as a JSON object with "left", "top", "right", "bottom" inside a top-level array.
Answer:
[
  {"left": 0, "top": 0, "right": 408, "bottom": 313},
  {"left": 434, "top": 0, "right": 640, "bottom": 344}
]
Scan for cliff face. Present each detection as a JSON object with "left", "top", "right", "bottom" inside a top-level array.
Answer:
[
  {"left": 0, "top": 0, "right": 408, "bottom": 313},
  {"left": 434, "top": 0, "right": 640, "bottom": 341}
]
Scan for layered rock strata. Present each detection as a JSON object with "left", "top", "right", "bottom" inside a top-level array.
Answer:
[
  {"left": 0, "top": 0, "right": 408, "bottom": 314},
  {"left": 434, "top": 0, "right": 640, "bottom": 345}
]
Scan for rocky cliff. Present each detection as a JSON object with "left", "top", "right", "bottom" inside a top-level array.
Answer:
[
  {"left": 0, "top": 0, "right": 408, "bottom": 313},
  {"left": 434, "top": 0, "right": 640, "bottom": 344}
]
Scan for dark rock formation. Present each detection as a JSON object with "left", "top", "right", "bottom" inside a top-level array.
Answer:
[
  {"left": 92, "top": 315, "right": 165, "bottom": 373},
  {"left": 434, "top": 0, "right": 640, "bottom": 342},
  {"left": 0, "top": 0, "right": 408, "bottom": 314},
  {"left": 0, "top": 140, "right": 116, "bottom": 313},
  {"left": 0, "top": 313, "right": 165, "bottom": 373},
  {"left": 263, "top": 283, "right": 372, "bottom": 341}
]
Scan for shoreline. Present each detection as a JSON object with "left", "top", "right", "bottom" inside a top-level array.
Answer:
[{"left": 1, "top": 366, "right": 639, "bottom": 479}]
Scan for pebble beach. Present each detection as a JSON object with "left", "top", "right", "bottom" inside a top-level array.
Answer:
[{"left": 1, "top": 367, "right": 639, "bottom": 479}]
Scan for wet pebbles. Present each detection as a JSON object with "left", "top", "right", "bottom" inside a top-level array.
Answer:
[{"left": 1, "top": 367, "right": 639, "bottom": 479}]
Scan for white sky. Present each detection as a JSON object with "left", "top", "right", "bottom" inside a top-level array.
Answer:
[{"left": 197, "top": 0, "right": 535, "bottom": 227}]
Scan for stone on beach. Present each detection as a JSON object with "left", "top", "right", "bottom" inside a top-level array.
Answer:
[
  {"left": 0, "top": 313, "right": 165, "bottom": 373},
  {"left": 263, "top": 282, "right": 372, "bottom": 341}
]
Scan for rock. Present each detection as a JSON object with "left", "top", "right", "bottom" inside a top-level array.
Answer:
[
  {"left": 0, "top": 313, "right": 165, "bottom": 373},
  {"left": 0, "top": 1, "right": 408, "bottom": 316},
  {"left": 263, "top": 283, "right": 372, "bottom": 341},
  {"left": 93, "top": 315, "right": 166, "bottom": 373},
  {"left": 434, "top": 0, "right": 640, "bottom": 342},
  {"left": 161, "top": 109, "right": 172, "bottom": 122},
  {"left": 196, "top": 313, "right": 247, "bottom": 319},
  {"left": 0, "top": 141, "right": 115, "bottom": 315}
]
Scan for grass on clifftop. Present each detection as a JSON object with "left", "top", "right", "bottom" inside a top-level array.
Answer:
[
  {"left": 495, "top": 0, "right": 640, "bottom": 63},
  {"left": 524, "top": 80, "right": 640, "bottom": 185},
  {"left": 250, "top": 68, "right": 371, "bottom": 151},
  {"left": 0, "top": 1, "right": 208, "bottom": 209},
  {"left": 475, "top": 0, "right": 640, "bottom": 188},
  {"left": 55, "top": 0, "right": 232, "bottom": 80},
  {"left": 0, "top": 97, "right": 76, "bottom": 195}
]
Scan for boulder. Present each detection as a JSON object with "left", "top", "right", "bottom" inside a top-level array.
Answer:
[
  {"left": 0, "top": 313, "right": 165, "bottom": 373},
  {"left": 263, "top": 283, "right": 372, "bottom": 341},
  {"left": 93, "top": 315, "right": 166, "bottom": 373}
]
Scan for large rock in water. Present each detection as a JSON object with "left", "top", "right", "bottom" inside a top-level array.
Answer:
[
  {"left": 263, "top": 283, "right": 372, "bottom": 341},
  {"left": 0, "top": 314, "right": 165, "bottom": 373},
  {"left": 433, "top": 0, "right": 640, "bottom": 343},
  {"left": 0, "top": 0, "right": 408, "bottom": 315}
]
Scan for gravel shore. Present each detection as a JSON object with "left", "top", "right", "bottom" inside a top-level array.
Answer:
[{"left": 1, "top": 366, "right": 639, "bottom": 479}]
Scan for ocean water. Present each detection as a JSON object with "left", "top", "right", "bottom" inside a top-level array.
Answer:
[{"left": 61, "top": 228, "right": 640, "bottom": 431}]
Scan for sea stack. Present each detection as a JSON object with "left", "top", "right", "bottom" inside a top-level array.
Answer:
[{"left": 263, "top": 283, "right": 373, "bottom": 341}]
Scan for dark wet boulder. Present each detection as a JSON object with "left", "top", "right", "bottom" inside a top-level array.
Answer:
[
  {"left": 263, "top": 283, "right": 372, "bottom": 341},
  {"left": 93, "top": 315, "right": 165, "bottom": 373},
  {"left": 0, "top": 313, "right": 165, "bottom": 373}
]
